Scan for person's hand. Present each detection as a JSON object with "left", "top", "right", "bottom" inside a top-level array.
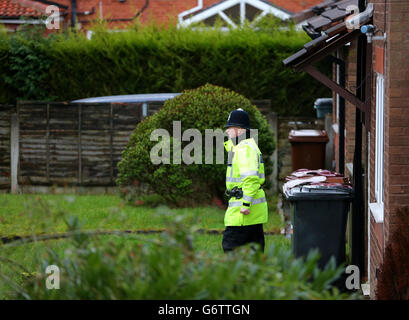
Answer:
[{"left": 240, "top": 208, "right": 250, "bottom": 215}]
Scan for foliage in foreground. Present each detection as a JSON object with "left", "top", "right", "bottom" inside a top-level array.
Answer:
[{"left": 0, "top": 207, "right": 360, "bottom": 300}]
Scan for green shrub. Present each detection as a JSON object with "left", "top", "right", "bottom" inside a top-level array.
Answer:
[
  {"left": 1, "top": 208, "right": 360, "bottom": 300},
  {"left": 116, "top": 84, "right": 275, "bottom": 206},
  {"left": 0, "top": 24, "right": 56, "bottom": 102},
  {"left": 0, "top": 22, "right": 331, "bottom": 116}
]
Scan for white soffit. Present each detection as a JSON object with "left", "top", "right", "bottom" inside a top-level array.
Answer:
[{"left": 178, "top": 0, "right": 291, "bottom": 28}]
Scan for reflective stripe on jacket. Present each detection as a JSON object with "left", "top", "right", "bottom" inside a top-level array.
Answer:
[{"left": 224, "top": 137, "right": 268, "bottom": 226}]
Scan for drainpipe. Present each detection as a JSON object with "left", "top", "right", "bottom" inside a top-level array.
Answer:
[
  {"left": 338, "top": 57, "right": 345, "bottom": 176},
  {"left": 359, "top": 0, "right": 366, "bottom": 12},
  {"left": 329, "top": 53, "right": 346, "bottom": 175},
  {"left": 351, "top": 0, "right": 367, "bottom": 282},
  {"left": 71, "top": 0, "right": 77, "bottom": 27}
]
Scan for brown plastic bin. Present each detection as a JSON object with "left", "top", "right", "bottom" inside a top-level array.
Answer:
[{"left": 288, "top": 129, "right": 329, "bottom": 171}]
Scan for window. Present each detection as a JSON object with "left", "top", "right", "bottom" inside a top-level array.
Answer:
[
  {"left": 370, "top": 73, "right": 384, "bottom": 222},
  {"left": 375, "top": 73, "right": 384, "bottom": 204}
]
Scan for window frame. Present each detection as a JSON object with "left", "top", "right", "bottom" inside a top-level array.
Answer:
[{"left": 370, "top": 72, "right": 385, "bottom": 223}]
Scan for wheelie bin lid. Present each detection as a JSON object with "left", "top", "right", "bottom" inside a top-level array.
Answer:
[
  {"left": 284, "top": 184, "right": 354, "bottom": 201},
  {"left": 314, "top": 98, "right": 333, "bottom": 107},
  {"left": 288, "top": 129, "right": 329, "bottom": 143}
]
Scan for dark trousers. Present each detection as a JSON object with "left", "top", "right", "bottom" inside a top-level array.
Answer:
[{"left": 222, "top": 224, "right": 265, "bottom": 253}]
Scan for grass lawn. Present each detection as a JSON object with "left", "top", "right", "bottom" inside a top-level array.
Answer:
[
  {"left": 0, "top": 193, "right": 284, "bottom": 236},
  {"left": 0, "top": 193, "right": 289, "bottom": 298}
]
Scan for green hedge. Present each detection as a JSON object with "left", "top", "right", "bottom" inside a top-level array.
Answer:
[{"left": 0, "top": 22, "right": 331, "bottom": 116}]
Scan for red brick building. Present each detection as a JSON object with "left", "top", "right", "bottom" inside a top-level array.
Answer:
[
  {"left": 1, "top": 0, "right": 324, "bottom": 33},
  {"left": 0, "top": 0, "right": 64, "bottom": 34},
  {"left": 285, "top": 0, "right": 409, "bottom": 299}
]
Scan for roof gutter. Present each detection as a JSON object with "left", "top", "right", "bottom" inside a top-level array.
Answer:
[{"left": 0, "top": 15, "right": 65, "bottom": 24}]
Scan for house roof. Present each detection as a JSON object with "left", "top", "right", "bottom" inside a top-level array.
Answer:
[
  {"left": 0, "top": 0, "right": 45, "bottom": 18},
  {"left": 301, "top": 0, "right": 359, "bottom": 38},
  {"left": 283, "top": 0, "right": 373, "bottom": 69},
  {"left": 282, "top": 0, "right": 374, "bottom": 127},
  {"left": 181, "top": 0, "right": 325, "bottom": 21},
  {"left": 1, "top": 0, "right": 327, "bottom": 26}
]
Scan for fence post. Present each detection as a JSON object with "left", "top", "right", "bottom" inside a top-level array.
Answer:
[
  {"left": 78, "top": 104, "right": 82, "bottom": 185},
  {"left": 110, "top": 103, "right": 114, "bottom": 185},
  {"left": 10, "top": 113, "right": 19, "bottom": 194},
  {"left": 46, "top": 103, "right": 50, "bottom": 183}
]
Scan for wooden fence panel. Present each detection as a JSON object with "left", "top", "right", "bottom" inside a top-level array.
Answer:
[
  {"left": 112, "top": 103, "right": 143, "bottom": 179},
  {"left": 6, "top": 98, "right": 318, "bottom": 191},
  {"left": 80, "top": 103, "right": 111, "bottom": 185},
  {"left": 48, "top": 103, "right": 79, "bottom": 185},
  {"left": 147, "top": 101, "right": 166, "bottom": 117},
  {"left": 14, "top": 101, "right": 144, "bottom": 187},
  {"left": 18, "top": 102, "right": 48, "bottom": 185}
]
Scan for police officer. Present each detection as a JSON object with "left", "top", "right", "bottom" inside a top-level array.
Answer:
[{"left": 222, "top": 108, "right": 268, "bottom": 253}]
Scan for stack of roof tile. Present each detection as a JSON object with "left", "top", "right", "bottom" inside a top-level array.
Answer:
[{"left": 0, "top": 0, "right": 45, "bottom": 18}]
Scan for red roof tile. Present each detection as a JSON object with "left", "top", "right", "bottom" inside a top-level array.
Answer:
[{"left": 0, "top": 0, "right": 46, "bottom": 18}]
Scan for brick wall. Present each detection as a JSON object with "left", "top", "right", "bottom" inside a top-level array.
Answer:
[
  {"left": 331, "top": 1, "right": 409, "bottom": 298},
  {"left": 368, "top": 0, "right": 386, "bottom": 298},
  {"left": 45, "top": 0, "right": 227, "bottom": 29},
  {"left": 383, "top": 0, "right": 409, "bottom": 238},
  {"left": 368, "top": 0, "right": 409, "bottom": 299},
  {"left": 382, "top": 0, "right": 409, "bottom": 297},
  {"left": 345, "top": 40, "right": 358, "bottom": 169}
]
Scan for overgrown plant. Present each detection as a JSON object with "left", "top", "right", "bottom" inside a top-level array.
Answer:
[
  {"left": 0, "top": 24, "right": 56, "bottom": 102},
  {"left": 0, "top": 20, "right": 330, "bottom": 116},
  {"left": 0, "top": 205, "right": 360, "bottom": 300}
]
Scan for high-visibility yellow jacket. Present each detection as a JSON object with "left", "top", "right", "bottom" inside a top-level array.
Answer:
[{"left": 224, "top": 137, "right": 268, "bottom": 226}]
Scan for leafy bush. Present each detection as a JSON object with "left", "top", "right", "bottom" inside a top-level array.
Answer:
[
  {"left": 0, "top": 22, "right": 331, "bottom": 116},
  {"left": 116, "top": 84, "right": 275, "bottom": 206},
  {"left": 0, "top": 24, "right": 56, "bottom": 102},
  {"left": 1, "top": 206, "right": 360, "bottom": 300}
]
